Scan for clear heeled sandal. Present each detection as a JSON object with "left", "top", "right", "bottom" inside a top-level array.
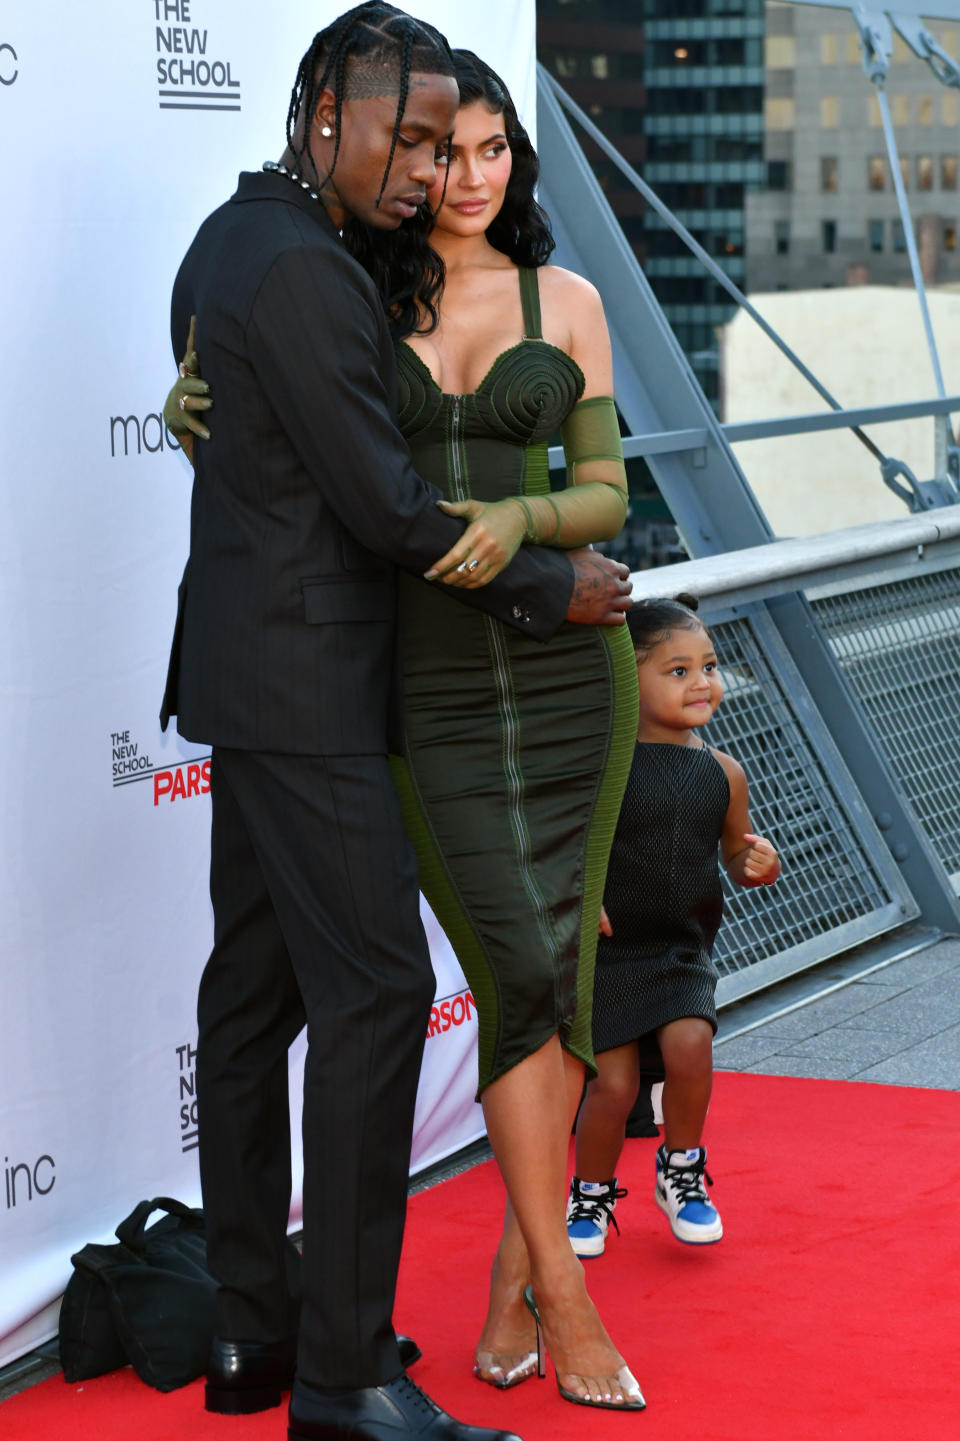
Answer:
[
  {"left": 473, "top": 1348, "right": 539, "bottom": 1389},
  {"left": 522, "top": 1285, "right": 646, "bottom": 1411}
]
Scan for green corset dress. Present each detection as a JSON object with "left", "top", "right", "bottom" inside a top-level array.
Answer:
[{"left": 391, "top": 268, "right": 638, "bottom": 1095}]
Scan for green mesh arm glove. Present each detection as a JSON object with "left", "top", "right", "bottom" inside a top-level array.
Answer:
[
  {"left": 510, "top": 395, "right": 628, "bottom": 548},
  {"left": 162, "top": 316, "right": 212, "bottom": 466}
]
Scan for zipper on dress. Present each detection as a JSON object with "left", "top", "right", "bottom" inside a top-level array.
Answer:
[{"left": 451, "top": 395, "right": 466, "bottom": 500}]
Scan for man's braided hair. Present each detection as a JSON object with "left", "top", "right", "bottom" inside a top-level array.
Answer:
[{"left": 286, "top": 2, "right": 455, "bottom": 207}]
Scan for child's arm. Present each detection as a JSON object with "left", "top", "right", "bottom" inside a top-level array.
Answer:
[{"left": 714, "top": 750, "right": 781, "bottom": 888}]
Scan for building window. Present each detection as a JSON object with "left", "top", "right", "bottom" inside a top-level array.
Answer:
[
  {"left": 868, "top": 156, "right": 886, "bottom": 190},
  {"left": 943, "top": 94, "right": 960, "bottom": 126},
  {"left": 846, "top": 32, "right": 861, "bottom": 64},
  {"left": 893, "top": 220, "right": 907, "bottom": 253},
  {"left": 765, "top": 35, "right": 796, "bottom": 68},
  {"left": 765, "top": 98, "right": 796, "bottom": 131},
  {"left": 552, "top": 54, "right": 577, "bottom": 79},
  {"left": 714, "top": 137, "right": 763, "bottom": 162},
  {"left": 942, "top": 156, "right": 958, "bottom": 191},
  {"left": 868, "top": 95, "right": 882, "bottom": 128},
  {"left": 869, "top": 219, "right": 885, "bottom": 253},
  {"left": 820, "top": 33, "right": 838, "bottom": 65},
  {"left": 775, "top": 220, "right": 790, "bottom": 255},
  {"left": 892, "top": 94, "right": 909, "bottom": 125},
  {"left": 946, "top": 222, "right": 958, "bottom": 252},
  {"left": 659, "top": 40, "right": 707, "bottom": 65},
  {"left": 917, "top": 95, "right": 934, "bottom": 125},
  {"left": 590, "top": 54, "right": 609, "bottom": 79},
  {"left": 820, "top": 96, "right": 839, "bottom": 128},
  {"left": 715, "top": 38, "right": 746, "bottom": 65},
  {"left": 821, "top": 156, "right": 839, "bottom": 192},
  {"left": 917, "top": 155, "right": 934, "bottom": 191},
  {"left": 767, "top": 160, "right": 792, "bottom": 191},
  {"left": 822, "top": 220, "right": 837, "bottom": 253},
  {"left": 900, "top": 156, "right": 910, "bottom": 191}
]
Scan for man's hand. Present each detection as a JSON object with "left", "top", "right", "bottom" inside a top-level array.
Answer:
[{"left": 565, "top": 549, "right": 632, "bottom": 626}]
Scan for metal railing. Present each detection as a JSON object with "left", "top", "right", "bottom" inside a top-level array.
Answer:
[
  {"left": 536, "top": 13, "right": 960, "bottom": 1005},
  {"left": 629, "top": 507, "right": 960, "bottom": 1002},
  {"left": 811, "top": 564, "right": 960, "bottom": 891},
  {"left": 704, "top": 612, "right": 908, "bottom": 998}
]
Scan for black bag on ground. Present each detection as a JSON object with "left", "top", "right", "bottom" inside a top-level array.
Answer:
[{"left": 59, "top": 1196, "right": 216, "bottom": 1392}]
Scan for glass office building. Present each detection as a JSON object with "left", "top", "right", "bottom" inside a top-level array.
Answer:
[{"left": 538, "top": 0, "right": 766, "bottom": 404}]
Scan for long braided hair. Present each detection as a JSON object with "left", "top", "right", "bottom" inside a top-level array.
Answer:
[
  {"left": 351, "top": 48, "right": 556, "bottom": 340},
  {"left": 286, "top": 5, "right": 453, "bottom": 339},
  {"left": 286, "top": 3, "right": 454, "bottom": 206}
]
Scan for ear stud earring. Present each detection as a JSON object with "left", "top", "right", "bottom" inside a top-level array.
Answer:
[{"left": 320, "top": 125, "right": 333, "bottom": 137}]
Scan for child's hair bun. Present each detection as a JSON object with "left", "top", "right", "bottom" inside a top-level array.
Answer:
[{"left": 673, "top": 592, "right": 699, "bottom": 612}]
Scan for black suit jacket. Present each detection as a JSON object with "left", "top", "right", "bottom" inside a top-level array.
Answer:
[{"left": 161, "top": 171, "right": 574, "bottom": 755}]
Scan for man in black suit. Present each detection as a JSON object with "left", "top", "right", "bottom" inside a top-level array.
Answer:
[{"left": 162, "top": 8, "right": 632, "bottom": 1439}]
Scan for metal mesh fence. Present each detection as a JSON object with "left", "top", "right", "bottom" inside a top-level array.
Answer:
[
  {"left": 812, "top": 568, "right": 960, "bottom": 889},
  {"left": 702, "top": 615, "right": 895, "bottom": 977}
]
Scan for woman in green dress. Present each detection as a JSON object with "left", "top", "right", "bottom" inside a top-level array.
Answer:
[{"left": 169, "top": 50, "right": 640, "bottom": 1411}]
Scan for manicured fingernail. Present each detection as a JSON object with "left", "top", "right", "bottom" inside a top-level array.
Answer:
[{"left": 423, "top": 569, "right": 438, "bottom": 580}]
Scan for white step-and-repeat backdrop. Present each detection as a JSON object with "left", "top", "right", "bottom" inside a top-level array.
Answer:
[{"left": 0, "top": 0, "right": 534, "bottom": 1369}]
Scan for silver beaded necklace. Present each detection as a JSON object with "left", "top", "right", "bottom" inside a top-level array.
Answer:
[{"left": 262, "top": 160, "right": 321, "bottom": 204}]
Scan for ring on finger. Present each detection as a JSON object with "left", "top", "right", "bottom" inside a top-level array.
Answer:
[
  {"left": 467, "top": 559, "right": 480, "bottom": 572},
  {"left": 178, "top": 395, "right": 187, "bottom": 412}
]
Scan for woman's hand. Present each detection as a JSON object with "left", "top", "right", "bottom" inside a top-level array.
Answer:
[
  {"left": 424, "top": 498, "right": 527, "bottom": 587},
  {"left": 162, "top": 316, "right": 212, "bottom": 459}
]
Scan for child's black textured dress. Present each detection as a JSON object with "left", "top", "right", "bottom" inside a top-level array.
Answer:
[{"left": 593, "top": 740, "right": 728, "bottom": 1060}]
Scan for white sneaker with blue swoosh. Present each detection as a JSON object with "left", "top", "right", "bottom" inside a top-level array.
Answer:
[{"left": 655, "top": 1145, "right": 723, "bottom": 1244}]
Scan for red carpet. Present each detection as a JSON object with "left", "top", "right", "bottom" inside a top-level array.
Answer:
[{"left": 3, "top": 1071, "right": 959, "bottom": 1441}]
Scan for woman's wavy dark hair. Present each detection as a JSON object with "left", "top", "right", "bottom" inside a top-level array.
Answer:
[
  {"left": 348, "top": 48, "right": 556, "bottom": 340},
  {"left": 453, "top": 50, "right": 554, "bottom": 271}
]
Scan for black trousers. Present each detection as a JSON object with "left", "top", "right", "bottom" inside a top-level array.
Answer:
[{"left": 197, "top": 748, "right": 435, "bottom": 1390}]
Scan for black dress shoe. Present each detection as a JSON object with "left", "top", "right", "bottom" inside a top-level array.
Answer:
[
  {"left": 205, "top": 1334, "right": 423, "bottom": 1414},
  {"left": 288, "top": 1372, "right": 522, "bottom": 1440},
  {"left": 206, "top": 1335, "right": 298, "bottom": 1414}
]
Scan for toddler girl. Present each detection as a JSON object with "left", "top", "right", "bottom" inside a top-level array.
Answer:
[{"left": 568, "top": 595, "right": 779, "bottom": 1253}]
